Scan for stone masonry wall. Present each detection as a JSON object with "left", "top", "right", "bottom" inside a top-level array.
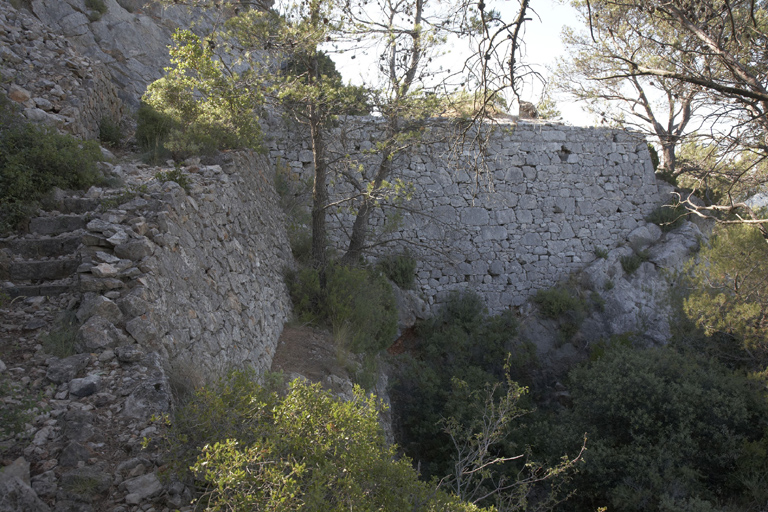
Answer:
[
  {"left": 76, "top": 150, "right": 292, "bottom": 377},
  {"left": 141, "top": 151, "right": 293, "bottom": 375},
  {"left": 268, "top": 118, "right": 659, "bottom": 312}
]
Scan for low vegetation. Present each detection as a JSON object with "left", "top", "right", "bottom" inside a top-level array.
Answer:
[
  {"left": 533, "top": 285, "right": 591, "bottom": 339},
  {"left": 41, "top": 310, "right": 79, "bottom": 358},
  {"left": 287, "top": 263, "right": 397, "bottom": 355},
  {"left": 138, "top": 30, "right": 264, "bottom": 162},
  {"left": 391, "top": 292, "right": 536, "bottom": 482},
  {"left": 0, "top": 97, "right": 105, "bottom": 232},
  {"left": 158, "top": 370, "right": 485, "bottom": 511},
  {"left": 377, "top": 250, "right": 417, "bottom": 289},
  {"left": 646, "top": 203, "right": 687, "bottom": 232},
  {"left": 541, "top": 345, "right": 768, "bottom": 512},
  {"left": 619, "top": 249, "right": 650, "bottom": 274}
]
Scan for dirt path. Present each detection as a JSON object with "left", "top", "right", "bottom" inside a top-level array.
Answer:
[{"left": 270, "top": 325, "right": 354, "bottom": 392}]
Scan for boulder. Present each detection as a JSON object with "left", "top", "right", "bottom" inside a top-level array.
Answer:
[{"left": 46, "top": 354, "right": 90, "bottom": 384}]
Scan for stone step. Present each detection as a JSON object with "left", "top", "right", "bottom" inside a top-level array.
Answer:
[
  {"left": 29, "top": 214, "right": 89, "bottom": 236},
  {"left": 7, "top": 258, "right": 80, "bottom": 281},
  {"left": 0, "top": 234, "right": 82, "bottom": 259},
  {"left": 57, "top": 197, "right": 101, "bottom": 215},
  {"left": 3, "top": 281, "right": 78, "bottom": 298}
]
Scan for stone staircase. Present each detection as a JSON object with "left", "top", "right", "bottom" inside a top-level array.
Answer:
[{"left": 0, "top": 199, "right": 98, "bottom": 299}]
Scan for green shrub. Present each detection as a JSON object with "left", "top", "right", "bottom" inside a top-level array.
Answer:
[
  {"left": 647, "top": 143, "right": 660, "bottom": 172},
  {"left": 0, "top": 377, "right": 40, "bottom": 441},
  {"left": 287, "top": 263, "right": 398, "bottom": 354},
  {"left": 647, "top": 203, "right": 687, "bottom": 232},
  {"left": 161, "top": 370, "right": 485, "bottom": 512},
  {"left": 0, "top": 99, "right": 104, "bottom": 231},
  {"left": 141, "top": 30, "right": 264, "bottom": 161},
  {"left": 155, "top": 167, "right": 190, "bottom": 191},
  {"left": 391, "top": 291, "right": 535, "bottom": 481},
  {"left": 594, "top": 247, "right": 608, "bottom": 259},
  {"left": 85, "top": 0, "right": 107, "bottom": 21},
  {"left": 620, "top": 249, "right": 650, "bottom": 274},
  {"left": 98, "top": 117, "right": 121, "bottom": 148},
  {"left": 377, "top": 250, "right": 417, "bottom": 289},
  {"left": 562, "top": 346, "right": 768, "bottom": 511},
  {"left": 274, "top": 159, "right": 313, "bottom": 262},
  {"left": 135, "top": 102, "right": 176, "bottom": 163},
  {"left": 41, "top": 310, "right": 79, "bottom": 358},
  {"left": 533, "top": 285, "right": 588, "bottom": 339}
]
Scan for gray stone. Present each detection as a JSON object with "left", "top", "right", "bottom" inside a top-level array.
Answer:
[
  {"left": 125, "top": 315, "right": 159, "bottom": 345},
  {"left": 76, "top": 294, "right": 123, "bottom": 325},
  {"left": 8, "top": 84, "right": 31, "bottom": 103},
  {"left": 0, "top": 477, "right": 51, "bottom": 512},
  {"left": 122, "top": 472, "right": 163, "bottom": 501},
  {"left": 0, "top": 458, "right": 30, "bottom": 486},
  {"left": 69, "top": 374, "right": 101, "bottom": 397},
  {"left": 30, "top": 470, "right": 56, "bottom": 498},
  {"left": 59, "top": 442, "right": 91, "bottom": 468},
  {"left": 627, "top": 224, "right": 662, "bottom": 250},
  {"left": 114, "top": 239, "right": 154, "bottom": 260},
  {"left": 62, "top": 409, "right": 94, "bottom": 443},
  {"left": 121, "top": 377, "right": 171, "bottom": 420},
  {"left": 46, "top": 354, "right": 90, "bottom": 384},
  {"left": 115, "top": 345, "right": 145, "bottom": 364},
  {"left": 77, "top": 315, "right": 123, "bottom": 351},
  {"left": 460, "top": 207, "right": 490, "bottom": 226},
  {"left": 117, "top": 294, "right": 149, "bottom": 318}
]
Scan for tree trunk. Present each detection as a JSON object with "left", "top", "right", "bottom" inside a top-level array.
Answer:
[
  {"left": 660, "top": 141, "right": 677, "bottom": 175},
  {"left": 341, "top": 144, "right": 393, "bottom": 265},
  {"left": 310, "top": 112, "right": 327, "bottom": 269}
]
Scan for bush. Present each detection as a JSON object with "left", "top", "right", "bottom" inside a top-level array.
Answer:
[
  {"left": 41, "top": 310, "right": 79, "bottom": 358},
  {"left": 533, "top": 285, "right": 588, "bottom": 339},
  {"left": 620, "top": 249, "right": 649, "bottom": 274},
  {"left": 647, "top": 203, "right": 687, "bottom": 232},
  {"left": 562, "top": 346, "right": 768, "bottom": 511},
  {"left": 155, "top": 167, "right": 190, "bottom": 191},
  {"left": 377, "top": 250, "right": 417, "bottom": 289},
  {"left": 98, "top": 117, "right": 121, "bottom": 148},
  {"left": 141, "top": 29, "right": 264, "bottom": 161},
  {"left": 391, "top": 291, "right": 535, "bottom": 482},
  {"left": 135, "top": 102, "right": 176, "bottom": 163},
  {"left": 161, "top": 370, "right": 485, "bottom": 512},
  {"left": 287, "top": 263, "right": 398, "bottom": 354},
  {"left": 0, "top": 376, "right": 40, "bottom": 441},
  {"left": 0, "top": 99, "right": 104, "bottom": 231},
  {"left": 85, "top": 0, "right": 107, "bottom": 21}
]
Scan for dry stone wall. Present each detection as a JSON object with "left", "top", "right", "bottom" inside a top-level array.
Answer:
[
  {"left": 268, "top": 118, "right": 659, "bottom": 312},
  {"left": 72, "top": 150, "right": 293, "bottom": 377}
]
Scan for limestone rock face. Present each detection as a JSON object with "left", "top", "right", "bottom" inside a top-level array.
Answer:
[
  {"left": 25, "top": 0, "right": 257, "bottom": 107},
  {"left": 525, "top": 219, "right": 707, "bottom": 366},
  {"left": 0, "top": 1, "right": 126, "bottom": 139}
]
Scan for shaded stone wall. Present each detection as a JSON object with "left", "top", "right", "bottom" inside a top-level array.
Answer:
[
  {"left": 73, "top": 151, "right": 292, "bottom": 377},
  {"left": 268, "top": 118, "right": 659, "bottom": 312},
  {"left": 138, "top": 152, "right": 293, "bottom": 374}
]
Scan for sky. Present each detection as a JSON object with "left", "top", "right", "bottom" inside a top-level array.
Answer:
[{"left": 331, "top": 0, "right": 594, "bottom": 126}]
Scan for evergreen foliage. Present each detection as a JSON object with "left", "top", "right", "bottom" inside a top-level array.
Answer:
[
  {"left": 140, "top": 29, "right": 264, "bottom": 161},
  {"left": 684, "top": 224, "right": 768, "bottom": 367},
  {"left": 561, "top": 346, "right": 768, "bottom": 512},
  {"left": 287, "top": 263, "right": 398, "bottom": 354},
  {"left": 161, "top": 370, "right": 486, "bottom": 512},
  {"left": 391, "top": 291, "right": 535, "bottom": 482}
]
